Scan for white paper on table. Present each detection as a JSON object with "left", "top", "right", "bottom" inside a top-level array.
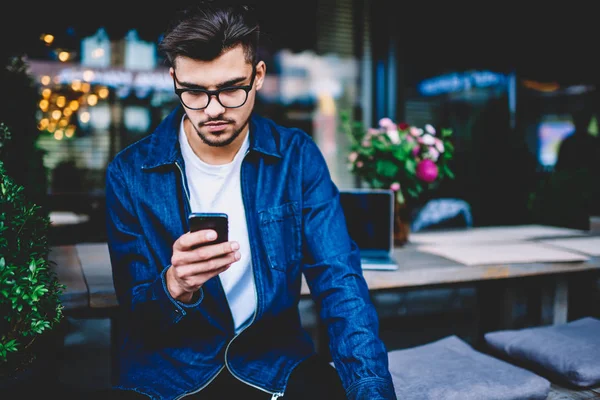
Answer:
[
  {"left": 49, "top": 211, "right": 90, "bottom": 226},
  {"left": 417, "top": 242, "right": 590, "bottom": 266},
  {"left": 538, "top": 237, "right": 600, "bottom": 256},
  {"left": 410, "top": 224, "right": 586, "bottom": 245}
]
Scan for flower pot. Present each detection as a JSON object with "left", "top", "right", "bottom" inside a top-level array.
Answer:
[{"left": 393, "top": 200, "right": 411, "bottom": 247}]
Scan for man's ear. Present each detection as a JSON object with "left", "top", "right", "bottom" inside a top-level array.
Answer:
[{"left": 254, "top": 61, "right": 266, "bottom": 91}]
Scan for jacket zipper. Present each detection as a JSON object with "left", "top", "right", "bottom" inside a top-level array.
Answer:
[
  {"left": 222, "top": 150, "right": 284, "bottom": 399},
  {"left": 175, "top": 161, "right": 192, "bottom": 218},
  {"left": 174, "top": 366, "right": 225, "bottom": 400},
  {"left": 175, "top": 158, "right": 285, "bottom": 399}
]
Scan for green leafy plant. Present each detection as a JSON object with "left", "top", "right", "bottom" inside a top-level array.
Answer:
[
  {"left": 341, "top": 114, "right": 455, "bottom": 205},
  {"left": 0, "top": 123, "right": 64, "bottom": 378}
]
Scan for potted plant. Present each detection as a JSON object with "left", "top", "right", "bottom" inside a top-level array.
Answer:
[
  {"left": 341, "top": 114, "right": 455, "bottom": 245},
  {"left": 0, "top": 123, "right": 65, "bottom": 393}
]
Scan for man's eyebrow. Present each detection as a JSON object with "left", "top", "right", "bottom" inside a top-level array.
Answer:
[{"left": 176, "top": 75, "right": 249, "bottom": 90}]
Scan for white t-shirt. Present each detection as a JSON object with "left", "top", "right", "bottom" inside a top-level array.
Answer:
[{"left": 179, "top": 119, "right": 256, "bottom": 333}]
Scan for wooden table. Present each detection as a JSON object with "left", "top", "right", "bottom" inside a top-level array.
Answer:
[
  {"left": 50, "top": 234, "right": 600, "bottom": 357},
  {"left": 49, "top": 229, "right": 600, "bottom": 327},
  {"left": 48, "top": 226, "right": 600, "bottom": 398}
]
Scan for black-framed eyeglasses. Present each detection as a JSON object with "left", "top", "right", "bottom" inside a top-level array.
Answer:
[{"left": 173, "top": 66, "right": 256, "bottom": 110}]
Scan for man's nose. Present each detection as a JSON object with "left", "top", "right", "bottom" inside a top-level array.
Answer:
[{"left": 204, "top": 96, "right": 226, "bottom": 118}]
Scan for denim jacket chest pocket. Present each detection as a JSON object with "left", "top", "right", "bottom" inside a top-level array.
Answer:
[{"left": 258, "top": 201, "right": 302, "bottom": 271}]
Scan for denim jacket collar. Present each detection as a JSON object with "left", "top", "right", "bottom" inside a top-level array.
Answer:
[{"left": 141, "top": 106, "right": 281, "bottom": 170}]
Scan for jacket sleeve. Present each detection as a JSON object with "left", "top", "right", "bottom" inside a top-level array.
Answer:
[
  {"left": 299, "top": 139, "right": 397, "bottom": 400},
  {"left": 105, "top": 158, "right": 204, "bottom": 337}
]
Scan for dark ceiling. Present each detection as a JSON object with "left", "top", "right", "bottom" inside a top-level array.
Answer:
[{"left": 4, "top": 1, "right": 600, "bottom": 86}]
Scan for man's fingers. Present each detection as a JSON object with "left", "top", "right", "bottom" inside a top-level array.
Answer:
[
  {"left": 174, "top": 230, "right": 218, "bottom": 251},
  {"left": 172, "top": 242, "right": 240, "bottom": 272},
  {"left": 174, "top": 251, "right": 239, "bottom": 280},
  {"left": 174, "top": 240, "right": 240, "bottom": 266}
]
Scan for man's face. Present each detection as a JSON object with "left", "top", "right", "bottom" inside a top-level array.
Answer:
[{"left": 170, "top": 44, "right": 265, "bottom": 149}]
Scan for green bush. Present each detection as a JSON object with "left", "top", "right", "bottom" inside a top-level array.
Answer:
[{"left": 0, "top": 123, "right": 64, "bottom": 377}]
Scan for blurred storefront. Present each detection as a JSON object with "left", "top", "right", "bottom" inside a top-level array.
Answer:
[
  {"left": 25, "top": 0, "right": 364, "bottom": 242},
  {"left": 24, "top": 0, "right": 599, "bottom": 241}
]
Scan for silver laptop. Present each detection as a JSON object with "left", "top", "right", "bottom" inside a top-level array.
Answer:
[{"left": 339, "top": 189, "right": 399, "bottom": 271}]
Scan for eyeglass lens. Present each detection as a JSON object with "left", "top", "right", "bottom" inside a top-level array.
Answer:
[{"left": 181, "top": 87, "right": 249, "bottom": 109}]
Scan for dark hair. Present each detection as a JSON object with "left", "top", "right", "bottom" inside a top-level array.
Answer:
[{"left": 158, "top": 1, "right": 260, "bottom": 68}]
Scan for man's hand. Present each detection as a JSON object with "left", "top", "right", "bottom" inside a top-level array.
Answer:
[{"left": 166, "top": 229, "right": 240, "bottom": 303}]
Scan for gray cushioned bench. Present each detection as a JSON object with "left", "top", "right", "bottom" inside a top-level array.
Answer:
[{"left": 386, "top": 335, "right": 550, "bottom": 399}]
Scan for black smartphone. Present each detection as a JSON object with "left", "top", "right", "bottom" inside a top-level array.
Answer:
[{"left": 188, "top": 212, "right": 229, "bottom": 245}]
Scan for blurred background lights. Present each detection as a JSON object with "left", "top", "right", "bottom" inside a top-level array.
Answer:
[
  {"left": 56, "top": 95, "right": 66, "bottom": 108},
  {"left": 42, "top": 34, "right": 54, "bottom": 45},
  {"left": 39, "top": 99, "right": 49, "bottom": 111},
  {"left": 58, "top": 51, "right": 70, "bottom": 62},
  {"left": 87, "top": 94, "right": 98, "bottom": 106},
  {"left": 65, "top": 125, "right": 76, "bottom": 138},
  {"left": 97, "top": 87, "right": 109, "bottom": 99},
  {"left": 92, "top": 48, "right": 105, "bottom": 59},
  {"left": 79, "top": 111, "right": 90, "bottom": 124},
  {"left": 83, "top": 70, "right": 95, "bottom": 82},
  {"left": 38, "top": 118, "right": 49, "bottom": 130}
]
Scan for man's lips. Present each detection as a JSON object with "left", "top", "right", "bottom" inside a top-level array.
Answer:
[{"left": 202, "top": 121, "right": 229, "bottom": 132}]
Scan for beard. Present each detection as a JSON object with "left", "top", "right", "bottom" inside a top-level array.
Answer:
[{"left": 191, "top": 115, "right": 250, "bottom": 148}]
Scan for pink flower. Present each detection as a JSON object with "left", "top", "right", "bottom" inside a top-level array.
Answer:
[
  {"left": 416, "top": 159, "right": 438, "bottom": 183},
  {"left": 348, "top": 152, "right": 358, "bottom": 162},
  {"left": 390, "top": 182, "right": 401, "bottom": 191},
  {"left": 425, "top": 124, "right": 436, "bottom": 135},
  {"left": 409, "top": 127, "right": 422, "bottom": 137},
  {"left": 412, "top": 145, "right": 420, "bottom": 156},
  {"left": 378, "top": 117, "right": 395, "bottom": 129},
  {"left": 419, "top": 134, "right": 436, "bottom": 146},
  {"left": 356, "top": 161, "right": 364, "bottom": 168},
  {"left": 386, "top": 129, "right": 401, "bottom": 144},
  {"left": 428, "top": 147, "right": 440, "bottom": 161}
]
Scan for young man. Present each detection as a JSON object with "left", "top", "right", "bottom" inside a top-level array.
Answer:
[{"left": 105, "top": 2, "right": 396, "bottom": 399}]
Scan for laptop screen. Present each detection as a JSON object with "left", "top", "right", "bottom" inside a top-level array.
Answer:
[{"left": 339, "top": 189, "right": 394, "bottom": 256}]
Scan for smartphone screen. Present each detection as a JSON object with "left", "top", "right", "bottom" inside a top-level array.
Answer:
[{"left": 188, "top": 212, "right": 229, "bottom": 245}]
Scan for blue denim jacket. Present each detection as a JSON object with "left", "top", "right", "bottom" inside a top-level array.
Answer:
[{"left": 105, "top": 106, "right": 396, "bottom": 400}]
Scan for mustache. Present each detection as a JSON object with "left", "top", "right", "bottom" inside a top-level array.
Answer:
[{"left": 199, "top": 118, "right": 234, "bottom": 126}]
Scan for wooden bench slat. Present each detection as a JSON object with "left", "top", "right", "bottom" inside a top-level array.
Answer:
[
  {"left": 48, "top": 245, "right": 89, "bottom": 310},
  {"left": 76, "top": 243, "right": 119, "bottom": 310}
]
